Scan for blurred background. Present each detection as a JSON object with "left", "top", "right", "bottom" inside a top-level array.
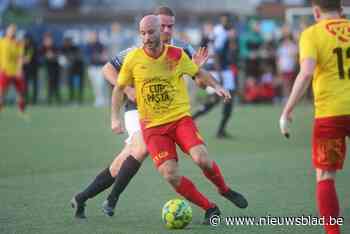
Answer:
[{"left": 1, "top": 0, "right": 350, "bottom": 107}]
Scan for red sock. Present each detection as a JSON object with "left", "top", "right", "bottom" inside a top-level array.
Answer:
[
  {"left": 203, "top": 161, "right": 229, "bottom": 194},
  {"left": 175, "top": 176, "right": 215, "bottom": 211},
  {"left": 316, "top": 179, "right": 340, "bottom": 234},
  {"left": 18, "top": 99, "right": 25, "bottom": 112}
]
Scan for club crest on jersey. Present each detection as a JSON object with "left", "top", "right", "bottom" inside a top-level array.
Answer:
[
  {"left": 141, "top": 77, "right": 176, "bottom": 114},
  {"left": 325, "top": 21, "right": 350, "bottom": 42}
]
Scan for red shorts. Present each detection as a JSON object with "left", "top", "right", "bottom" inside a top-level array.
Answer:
[
  {"left": 312, "top": 115, "right": 350, "bottom": 171},
  {"left": 141, "top": 116, "right": 204, "bottom": 168},
  {"left": 0, "top": 72, "right": 25, "bottom": 94}
]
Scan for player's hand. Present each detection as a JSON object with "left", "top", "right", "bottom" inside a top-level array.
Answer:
[
  {"left": 111, "top": 118, "right": 125, "bottom": 134},
  {"left": 124, "top": 86, "right": 136, "bottom": 102},
  {"left": 192, "top": 47, "right": 209, "bottom": 67},
  {"left": 279, "top": 112, "right": 292, "bottom": 139},
  {"left": 215, "top": 86, "right": 231, "bottom": 103}
]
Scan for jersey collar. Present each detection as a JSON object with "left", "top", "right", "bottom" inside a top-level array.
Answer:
[{"left": 142, "top": 44, "right": 167, "bottom": 60}]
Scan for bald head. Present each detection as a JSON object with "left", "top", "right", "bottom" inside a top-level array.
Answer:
[
  {"left": 139, "top": 15, "right": 160, "bottom": 30},
  {"left": 6, "top": 24, "right": 17, "bottom": 39},
  {"left": 139, "top": 15, "right": 161, "bottom": 51}
]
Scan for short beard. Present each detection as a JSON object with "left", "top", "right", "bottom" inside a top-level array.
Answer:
[
  {"left": 154, "top": 38, "right": 161, "bottom": 48},
  {"left": 147, "top": 39, "right": 161, "bottom": 52}
]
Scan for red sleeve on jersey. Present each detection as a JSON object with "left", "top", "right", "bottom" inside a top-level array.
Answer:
[{"left": 166, "top": 46, "right": 182, "bottom": 61}]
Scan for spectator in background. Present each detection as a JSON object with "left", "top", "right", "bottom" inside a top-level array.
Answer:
[
  {"left": 276, "top": 33, "right": 298, "bottom": 101},
  {"left": 259, "top": 63, "right": 277, "bottom": 103},
  {"left": 243, "top": 66, "right": 276, "bottom": 104},
  {"left": 108, "top": 22, "right": 123, "bottom": 58},
  {"left": 260, "top": 39, "right": 277, "bottom": 76},
  {"left": 61, "top": 37, "right": 85, "bottom": 104},
  {"left": 200, "top": 21, "right": 215, "bottom": 48},
  {"left": 85, "top": 31, "right": 109, "bottom": 107},
  {"left": 71, "top": 46, "right": 85, "bottom": 104},
  {"left": 41, "top": 32, "right": 61, "bottom": 105},
  {"left": 240, "top": 20, "right": 263, "bottom": 81},
  {"left": 23, "top": 33, "right": 39, "bottom": 105}
]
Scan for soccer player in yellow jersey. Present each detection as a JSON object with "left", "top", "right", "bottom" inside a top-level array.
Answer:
[
  {"left": 72, "top": 7, "right": 248, "bottom": 220},
  {"left": 112, "top": 15, "right": 248, "bottom": 224},
  {"left": 280, "top": 1, "right": 350, "bottom": 233},
  {"left": 0, "top": 24, "right": 26, "bottom": 112}
]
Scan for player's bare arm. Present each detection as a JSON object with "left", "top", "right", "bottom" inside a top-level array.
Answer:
[
  {"left": 196, "top": 69, "right": 231, "bottom": 102},
  {"left": 123, "top": 86, "right": 136, "bottom": 102},
  {"left": 102, "top": 62, "right": 136, "bottom": 102},
  {"left": 111, "top": 85, "right": 126, "bottom": 134},
  {"left": 280, "top": 58, "right": 316, "bottom": 138},
  {"left": 102, "top": 62, "right": 118, "bottom": 85}
]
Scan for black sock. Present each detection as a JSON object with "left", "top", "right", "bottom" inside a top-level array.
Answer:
[
  {"left": 107, "top": 156, "right": 141, "bottom": 203},
  {"left": 76, "top": 167, "right": 115, "bottom": 203},
  {"left": 218, "top": 93, "right": 233, "bottom": 134}
]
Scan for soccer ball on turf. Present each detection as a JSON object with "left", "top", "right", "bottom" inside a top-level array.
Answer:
[{"left": 162, "top": 198, "right": 192, "bottom": 229}]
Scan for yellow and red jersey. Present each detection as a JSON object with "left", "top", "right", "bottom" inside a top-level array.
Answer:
[
  {"left": 0, "top": 37, "right": 24, "bottom": 77},
  {"left": 117, "top": 44, "right": 199, "bottom": 128},
  {"left": 299, "top": 18, "right": 350, "bottom": 118}
]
